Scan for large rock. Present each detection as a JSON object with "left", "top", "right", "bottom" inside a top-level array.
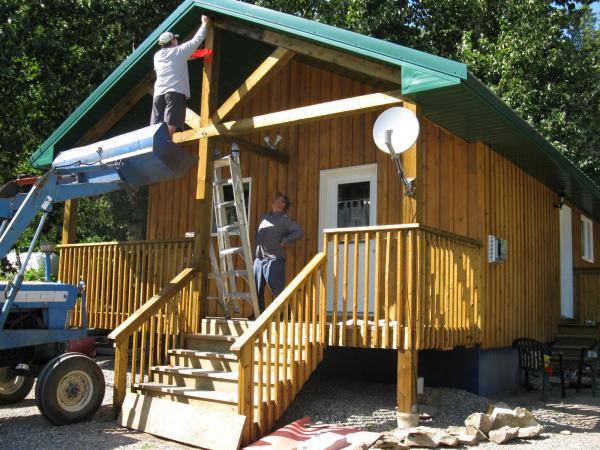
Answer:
[
  {"left": 464, "top": 412, "right": 493, "bottom": 435},
  {"left": 433, "top": 433, "right": 459, "bottom": 447},
  {"left": 403, "top": 431, "right": 437, "bottom": 448},
  {"left": 488, "top": 426, "right": 519, "bottom": 444},
  {"left": 486, "top": 402, "right": 511, "bottom": 414},
  {"left": 490, "top": 406, "right": 539, "bottom": 429},
  {"left": 455, "top": 434, "right": 483, "bottom": 446},
  {"left": 518, "top": 425, "right": 544, "bottom": 439}
]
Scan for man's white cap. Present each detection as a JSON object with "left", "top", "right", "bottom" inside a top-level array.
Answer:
[{"left": 158, "top": 31, "right": 179, "bottom": 46}]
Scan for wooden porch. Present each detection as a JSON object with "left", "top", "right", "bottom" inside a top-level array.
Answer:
[{"left": 58, "top": 223, "right": 483, "bottom": 443}]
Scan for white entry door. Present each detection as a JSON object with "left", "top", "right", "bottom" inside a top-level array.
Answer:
[
  {"left": 319, "top": 165, "right": 377, "bottom": 313},
  {"left": 560, "top": 205, "right": 574, "bottom": 319}
]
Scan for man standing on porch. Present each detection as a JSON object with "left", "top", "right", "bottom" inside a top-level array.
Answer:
[
  {"left": 254, "top": 193, "right": 303, "bottom": 314},
  {"left": 150, "top": 15, "right": 210, "bottom": 137}
]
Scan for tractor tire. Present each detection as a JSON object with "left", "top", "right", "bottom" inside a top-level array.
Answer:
[
  {"left": 0, "top": 369, "right": 35, "bottom": 405},
  {"left": 35, "top": 353, "right": 105, "bottom": 425}
]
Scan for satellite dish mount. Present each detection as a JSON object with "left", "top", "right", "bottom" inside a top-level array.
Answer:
[{"left": 372, "top": 107, "right": 420, "bottom": 198}]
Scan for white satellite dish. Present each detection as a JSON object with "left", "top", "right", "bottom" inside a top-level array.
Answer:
[
  {"left": 372, "top": 107, "right": 420, "bottom": 197},
  {"left": 373, "top": 106, "right": 420, "bottom": 155}
]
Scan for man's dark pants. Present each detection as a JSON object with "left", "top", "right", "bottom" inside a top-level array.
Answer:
[{"left": 253, "top": 257, "right": 285, "bottom": 313}]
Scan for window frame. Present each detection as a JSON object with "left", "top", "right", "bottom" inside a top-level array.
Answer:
[{"left": 581, "top": 214, "right": 594, "bottom": 263}]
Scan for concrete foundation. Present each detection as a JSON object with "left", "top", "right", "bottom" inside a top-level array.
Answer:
[{"left": 317, "top": 345, "right": 520, "bottom": 396}]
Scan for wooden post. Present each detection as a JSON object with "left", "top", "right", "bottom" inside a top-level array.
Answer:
[
  {"left": 401, "top": 101, "right": 422, "bottom": 224},
  {"left": 61, "top": 199, "right": 78, "bottom": 244},
  {"left": 397, "top": 349, "right": 418, "bottom": 413},
  {"left": 237, "top": 344, "right": 254, "bottom": 445},
  {"left": 193, "top": 24, "right": 219, "bottom": 311},
  {"left": 113, "top": 339, "right": 129, "bottom": 412}
]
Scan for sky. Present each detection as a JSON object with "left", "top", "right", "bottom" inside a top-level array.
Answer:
[{"left": 593, "top": 2, "right": 600, "bottom": 25}]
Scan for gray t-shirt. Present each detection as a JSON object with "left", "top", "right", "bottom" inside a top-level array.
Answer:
[
  {"left": 153, "top": 24, "right": 207, "bottom": 99},
  {"left": 255, "top": 212, "right": 303, "bottom": 260}
]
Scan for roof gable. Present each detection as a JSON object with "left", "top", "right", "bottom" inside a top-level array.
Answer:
[{"left": 29, "top": 0, "right": 600, "bottom": 219}]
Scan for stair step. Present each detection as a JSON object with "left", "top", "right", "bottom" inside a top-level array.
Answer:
[
  {"left": 169, "top": 349, "right": 239, "bottom": 371},
  {"left": 152, "top": 366, "right": 239, "bottom": 392},
  {"left": 135, "top": 382, "right": 238, "bottom": 412},
  {"left": 184, "top": 333, "right": 237, "bottom": 352},
  {"left": 200, "top": 318, "right": 251, "bottom": 337}
]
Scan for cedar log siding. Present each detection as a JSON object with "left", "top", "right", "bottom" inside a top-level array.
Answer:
[
  {"left": 145, "top": 57, "right": 592, "bottom": 349},
  {"left": 146, "top": 60, "right": 414, "bottom": 317},
  {"left": 571, "top": 204, "right": 600, "bottom": 324}
]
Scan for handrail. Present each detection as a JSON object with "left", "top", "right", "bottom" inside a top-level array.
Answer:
[
  {"left": 232, "top": 251, "right": 328, "bottom": 443},
  {"left": 231, "top": 252, "right": 326, "bottom": 352},
  {"left": 109, "top": 265, "right": 199, "bottom": 344},
  {"left": 57, "top": 238, "right": 192, "bottom": 248},
  {"left": 323, "top": 223, "right": 483, "bottom": 248}
]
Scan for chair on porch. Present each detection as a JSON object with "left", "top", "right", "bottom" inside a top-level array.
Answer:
[
  {"left": 513, "top": 338, "right": 566, "bottom": 400},
  {"left": 577, "top": 341, "right": 600, "bottom": 397}
]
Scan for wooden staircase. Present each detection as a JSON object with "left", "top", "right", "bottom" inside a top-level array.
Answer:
[{"left": 111, "top": 252, "right": 328, "bottom": 449}]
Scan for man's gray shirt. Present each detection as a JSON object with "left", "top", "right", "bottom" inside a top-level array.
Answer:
[
  {"left": 153, "top": 24, "right": 207, "bottom": 99},
  {"left": 255, "top": 212, "right": 303, "bottom": 260}
]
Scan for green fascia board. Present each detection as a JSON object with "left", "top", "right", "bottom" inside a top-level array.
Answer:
[
  {"left": 463, "top": 72, "right": 600, "bottom": 209},
  {"left": 193, "top": 0, "right": 467, "bottom": 80},
  {"left": 402, "top": 66, "right": 461, "bottom": 95},
  {"left": 30, "top": 0, "right": 467, "bottom": 168}
]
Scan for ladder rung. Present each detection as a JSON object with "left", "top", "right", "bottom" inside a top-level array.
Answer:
[
  {"left": 222, "top": 270, "right": 248, "bottom": 278},
  {"left": 217, "top": 224, "right": 240, "bottom": 233},
  {"left": 226, "top": 292, "right": 251, "bottom": 300},
  {"left": 220, "top": 247, "right": 243, "bottom": 257},
  {"left": 216, "top": 200, "right": 235, "bottom": 209},
  {"left": 213, "top": 158, "right": 230, "bottom": 169},
  {"left": 214, "top": 178, "right": 233, "bottom": 186}
]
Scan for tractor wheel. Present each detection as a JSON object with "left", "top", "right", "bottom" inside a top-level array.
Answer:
[
  {"left": 35, "top": 353, "right": 105, "bottom": 425},
  {"left": 0, "top": 369, "right": 34, "bottom": 405}
]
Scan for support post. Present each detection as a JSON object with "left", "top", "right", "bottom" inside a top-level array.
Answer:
[
  {"left": 193, "top": 24, "right": 219, "bottom": 313},
  {"left": 61, "top": 199, "right": 78, "bottom": 244},
  {"left": 401, "top": 101, "right": 422, "bottom": 224},
  {"left": 113, "top": 339, "right": 129, "bottom": 412},
  {"left": 397, "top": 349, "right": 418, "bottom": 426}
]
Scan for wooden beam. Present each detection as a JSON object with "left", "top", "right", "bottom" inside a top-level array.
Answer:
[
  {"left": 210, "top": 47, "right": 295, "bottom": 124},
  {"left": 215, "top": 135, "right": 289, "bottom": 164},
  {"left": 185, "top": 107, "right": 201, "bottom": 130},
  {"left": 192, "top": 24, "right": 219, "bottom": 318},
  {"left": 215, "top": 19, "right": 402, "bottom": 86},
  {"left": 61, "top": 199, "right": 78, "bottom": 244},
  {"left": 397, "top": 349, "right": 418, "bottom": 414},
  {"left": 174, "top": 89, "right": 403, "bottom": 142}
]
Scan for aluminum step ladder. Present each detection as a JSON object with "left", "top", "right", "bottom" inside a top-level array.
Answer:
[{"left": 209, "top": 148, "right": 260, "bottom": 319}]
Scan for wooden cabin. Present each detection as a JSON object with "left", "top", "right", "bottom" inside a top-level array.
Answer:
[{"left": 30, "top": 0, "right": 600, "bottom": 447}]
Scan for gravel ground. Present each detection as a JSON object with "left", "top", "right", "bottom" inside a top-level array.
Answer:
[{"left": 2, "top": 356, "right": 600, "bottom": 449}]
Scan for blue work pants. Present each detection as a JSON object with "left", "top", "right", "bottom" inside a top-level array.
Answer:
[{"left": 253, "top": 257, "right": 285, "bottom": 313}]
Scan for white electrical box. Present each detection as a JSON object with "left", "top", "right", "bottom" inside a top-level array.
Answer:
[{"left": 488, "top": 235, "right": 508, "bottom": 263}]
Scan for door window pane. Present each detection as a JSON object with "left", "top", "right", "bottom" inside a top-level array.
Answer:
[{"left": 337, "top": 181, "right": 370, "bottom": 227}]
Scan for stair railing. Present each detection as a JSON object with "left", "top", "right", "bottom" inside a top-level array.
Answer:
[
  {"left": 109, "top": 266, "right": 201, "bottom": 409},
  {"left": 231, "top": 252, "right": 327, "bottom": 444}
]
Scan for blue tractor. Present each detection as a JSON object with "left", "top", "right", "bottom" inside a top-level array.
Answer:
[{"left": 0, "top": 123, "right": 194, "bottom": 423}]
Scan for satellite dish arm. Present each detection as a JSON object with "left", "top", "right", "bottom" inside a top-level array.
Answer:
[{"left": 385, "top": 130, "right": 414, "bottom": 197}]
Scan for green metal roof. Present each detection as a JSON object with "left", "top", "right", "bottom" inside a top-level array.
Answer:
[{"left": 30, "top": 0, "right": 600, "bottom": 218}]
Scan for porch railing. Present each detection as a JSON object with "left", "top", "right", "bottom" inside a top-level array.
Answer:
[
  {"left": 58, "top": 239, "right": 195, "bottom": 329},
  {"left": 231, "top": 252, "right": 327, "bottom": 443},
  {"left": 108, "top": 266, "right": 201, "bottom": 408},
  {"left": 323, "top": 223, "right": 483, "bottom": 350}
]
